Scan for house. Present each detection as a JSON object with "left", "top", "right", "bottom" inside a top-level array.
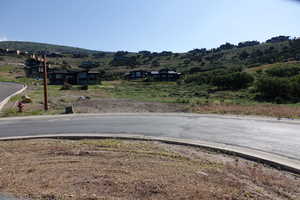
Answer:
[
  {"left": 48, "top": 69, "right": 100, "bottom": 85},
  {"left": 0, "top": 48, "right": 5, "bottom": 55},
  {"left": 125, "top": 69, "right": 182, "bottom": 81},
  {"left": 6, "top": 49, "right": 17, "bottom": 54},
  {"left": 46, "top": 52, "right": 64, "bottom": 58},
  {"left": 124, "top": 70, "right": 148, "bottom": 80},
  {"left": 148, "top": 69, "right": 181, "bottom": 81},
  {"left": 24, "top": 63, "right": 44, "bottom": 78}
]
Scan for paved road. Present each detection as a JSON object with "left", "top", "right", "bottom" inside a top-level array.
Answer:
[
  {"left": 0, "top": 113, "right": 299, "bottom": 160},
  {"left": 0, "top": 82, "right": 24, "bottom": 102}
]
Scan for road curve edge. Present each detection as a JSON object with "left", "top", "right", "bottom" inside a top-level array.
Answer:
[{"left": 0, "top": 84, "right": 27, "bottom": 111}]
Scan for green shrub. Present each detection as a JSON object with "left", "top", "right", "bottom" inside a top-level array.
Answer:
[
  {"left": 175, "top": 98, "right": 190, "bottom": 104},
  {"left": 60, "top": 82, "right": 72, "bottom": 90},
  {"left": 255, "top": 75, "right": 300, "bottom": 102},
  {"left": 212, "top": 72, "right": 254, "bottom": 90},
  {"left": 265, "top": 65, "right": 300, "bottom": 77},
  {"left": 80, "top": 85, "right": 89, "bottom": 90}
]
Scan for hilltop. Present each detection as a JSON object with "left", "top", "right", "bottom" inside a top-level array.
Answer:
[{"left": 0, "top": 41, "right": 99, "bottom": 55}]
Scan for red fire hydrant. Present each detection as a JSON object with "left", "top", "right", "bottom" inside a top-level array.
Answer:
[{"left": 17, "top": 101, "right": 24, "bottom": 113}]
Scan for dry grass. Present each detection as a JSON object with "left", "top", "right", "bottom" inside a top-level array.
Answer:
[
  {"left": 0, "top": 139, "right": 299, "bottom": 200},
  {"left": 246, "top": 61, "right": 300, "bottom": 72},
  {"left": 193, "top": 103, "right": 300, "bottom": 119}
]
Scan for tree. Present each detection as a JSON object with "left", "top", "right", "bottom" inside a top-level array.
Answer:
[
  {"left": 25, "top": 58, "right": 40, "bottom": 67},
  {"left": 266, "top": 36, "right": 290, "bottom": 43},
  {"left": 212, "top": 72, "right": 254, "bottom": 90},
  {"left": 79, "top": 61, "right": 99, "bottom": 72},
  {"left": 255, "top": 76, "right": 292, "bottom": 102},
  {"left": 115, "top": 51, "right": 128, "bottom": 57},
  {"left": 151, "top": 60, "right": 160, "bottom": 67},
  {"left": 265, "top": 65, "right": 300, "bottom": 77},
  {"left": 238, "top": 41, "right": 260, "bottom": 48},
  {"left": 110, "top": 56, "right": 139, "bottom": 67},
  {"left": 92, "top": 52, "right": 106, "bottom": 58},
  {"left": 219, "top": 43, "right": 236, "bottom": 50},
  {"left": 239, "top": 51, "right": 250, "bottom": 60}
]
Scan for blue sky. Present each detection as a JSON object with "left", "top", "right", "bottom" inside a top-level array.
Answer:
[{"left": 0, "top": 0, "right": 300, "bottom": 52}]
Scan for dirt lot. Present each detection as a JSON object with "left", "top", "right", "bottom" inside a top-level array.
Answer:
[
  {"left": 193, "top": 103, "right": 300, "bottom": 118},
  {"left": 1, "top": 84, "right": 190, "bottom": 117},
  {"left": 0, "top": 139, "right": 299, "bottom": 200},
  {"left": 74, "top": 98, "right": 189, "bottom": 113}
]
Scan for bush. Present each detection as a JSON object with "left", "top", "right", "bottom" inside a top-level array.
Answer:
[
  {"left": 184, "top": 69, "right": 226, "bottom": 85},
  {"left": 184, "top": 73, "right": 211, "bottom": 85},
  {"left": 60, "top": 82, "right": 72, "bottom": 90},
  {"left": 212, "top": 72, "right": 254, "bottom": 90},
  {"left": 80, "top": 85, "right": 89, "bottom": 90},
  {"left": 175, "top": 98, "right": 190, "bottom": 104},
  {"left": 265, "top": 65, "right": 300, "bottom": 77},
  {"left": 255, "top": 76, "right": 291, "bottom": 102}
]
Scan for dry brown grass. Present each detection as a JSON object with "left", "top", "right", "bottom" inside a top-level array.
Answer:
[
  {"left": 193, "top": 103, "right": 300, "bottom": 118},
  {"left": 246, "top": 61, "right": 300, "bottom": 72},
  {"left": 0, "top": 139, "right": 299, "bottom": 200}
]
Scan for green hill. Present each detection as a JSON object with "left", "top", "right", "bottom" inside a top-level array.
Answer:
[
  {"left": 0, "top": 41, "right": 99, "bottom": 54},
  {"left": 1, "top": 36, "right": 300, "bottom": 75},
  {"left": 1, "top": 36, "right": 300, "bottom": 105}
]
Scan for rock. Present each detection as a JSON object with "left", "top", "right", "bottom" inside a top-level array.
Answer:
[
  {"left": 197, "top": 171, "right": 208, "bottom": 176},
  {"left": 21, "top": 95, "right": 32, "bottom": 103},
  {"left": 78, "top": 96, "right": 91, "bottom": 101},
  {"left": 78, "top": 96, "right": 86, "bottom": 101},
  {"left": 65, "top": 106, "right": 75, "bottom": 114}
]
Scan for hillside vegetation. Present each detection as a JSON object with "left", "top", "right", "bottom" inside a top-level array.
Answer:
[
  {"left": 1, "top": 35, "right": 300, "bottom": 110},
  {"left": 1, "top": 36, "right": 300, "bottom": 75}
]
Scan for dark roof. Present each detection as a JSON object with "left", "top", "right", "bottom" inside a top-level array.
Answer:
[
  {"left": 49, "top": 68, "right": 99, "bottom": 74},
  {"left": 150, "top": 71, "right": 180, "bottom": 75}
]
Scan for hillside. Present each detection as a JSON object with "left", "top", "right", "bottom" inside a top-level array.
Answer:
[
  {"left": 1, "top": 36, "right": 300, "bottom": 116},
  {"left": 0, "top": 41, "right": 99, "bottom": 55},
  {"left": 1, "top": 36, "right": 299, "bottom": 76}
]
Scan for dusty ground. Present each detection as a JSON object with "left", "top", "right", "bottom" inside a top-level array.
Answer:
[
  {"left": 74, "top": 98, "right": 189, "bottom": 113},
  {"left": 193, "top": 103, "right": 300, "bottom": 119},
  {"left": 0, "top": 139, "right": 299, "bottom": 200},
  {"left": 1, "top": 84, "right": 190, "bottom": 117},
  {"left": 0, "top": 76, "right": 299, "bottom": 118}
]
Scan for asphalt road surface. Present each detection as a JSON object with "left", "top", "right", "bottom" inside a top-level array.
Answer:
[
  {"left": 0, "top": 82, "right": 24, "bottom": 102},
  {"left": 0, "top": 113, "right": 299, "bottom": 160}
]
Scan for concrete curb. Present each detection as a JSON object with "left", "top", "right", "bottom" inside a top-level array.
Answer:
[
  {"left": 1, "top": 112, "right": 300, "bottom": 125},
  {"left": 0, "top": 84, "right": 27, "bottom": 111},
  {"left": 0, "top": 133, "right": 299, "bottom": 175}
]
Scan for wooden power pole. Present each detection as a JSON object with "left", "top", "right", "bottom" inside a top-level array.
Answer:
[{"left": 42, "top": 55, "right": 49, "bottom": 111}]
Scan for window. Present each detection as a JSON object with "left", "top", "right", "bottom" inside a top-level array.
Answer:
[
  {"left": 136, "top": 72, "right": 141, "bottom": 77},
  {"left": 79, "top": 72, "right": 87, "bottom": 78},
  {"left": 89, "top": 74, "right": 96, "bottom": 79},
  {"left": 56, "top": 74, "right": 63, "bottom": 79}
]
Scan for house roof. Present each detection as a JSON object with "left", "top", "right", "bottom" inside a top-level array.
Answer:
[
  {"left": 149, "top": 71, "right": 180, "bottom": 75},
  {"left": 49, "top": 68, "right": 99, "bottom": 74}
]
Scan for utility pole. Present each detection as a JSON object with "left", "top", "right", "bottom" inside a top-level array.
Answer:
[{"left": 42, "top": 55, "right": 49, "bottom": 111}]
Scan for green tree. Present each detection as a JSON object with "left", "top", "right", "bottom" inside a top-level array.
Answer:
[
  {"left": 255, "top": 76, "right": 292, "bottom": 102},
  {"left": 212, "top": 72, "right": 254, "bottom": 90}
]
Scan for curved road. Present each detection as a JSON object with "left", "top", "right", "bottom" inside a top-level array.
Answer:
[
  {"left": 0, "top": 82, "right": 24, "bottom": 103},
  {"left": 0, "top": 113, "right": 299, "bottom": 161}
]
